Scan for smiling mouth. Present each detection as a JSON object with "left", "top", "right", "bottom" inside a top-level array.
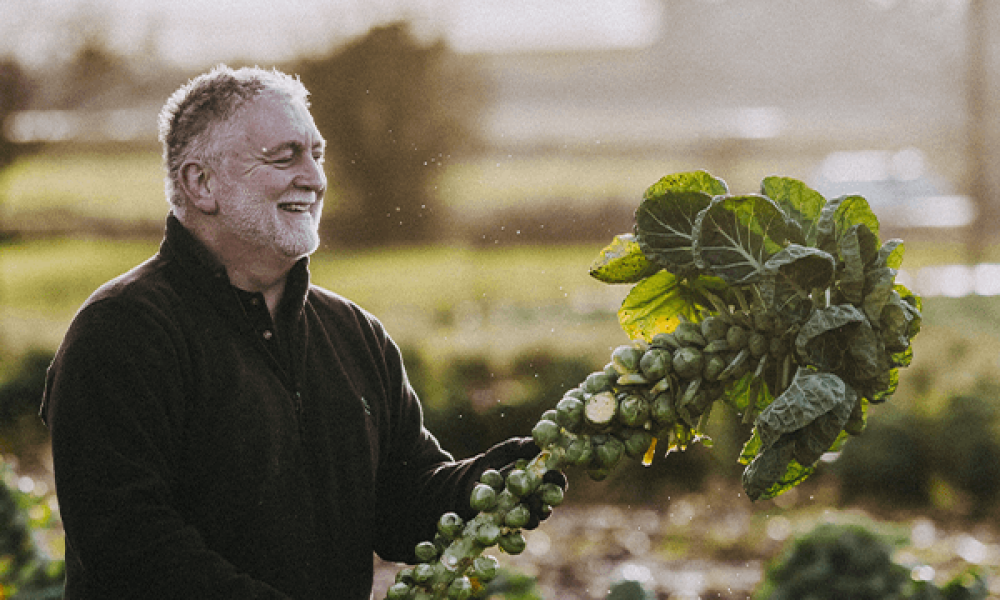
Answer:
[{"left": 279, "top": 203, "right": 313, "bottom": 213}]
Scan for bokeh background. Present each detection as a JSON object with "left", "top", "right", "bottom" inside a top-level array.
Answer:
[{"left": 1, "top": 0, "right": 1000, "bottom": 598}]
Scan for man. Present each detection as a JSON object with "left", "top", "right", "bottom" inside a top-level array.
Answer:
[{"left": 42, "top": 64, "right": 558, "bottom": 599}]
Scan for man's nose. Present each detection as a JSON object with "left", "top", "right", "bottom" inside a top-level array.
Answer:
[{"left": 296, "top": 154, "right": 327, "bottom": 196}]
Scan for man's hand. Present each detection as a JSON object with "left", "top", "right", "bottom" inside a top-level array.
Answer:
[{"left": 473, "top": 437, "right": 567, "bottom": 529}]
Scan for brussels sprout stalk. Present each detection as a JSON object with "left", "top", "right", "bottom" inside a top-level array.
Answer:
[{"left": 383, "top": 170, "right": 923, "bottom": 599}]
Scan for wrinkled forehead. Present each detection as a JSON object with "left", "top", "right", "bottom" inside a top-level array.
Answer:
[{"left": 224, "top": 91, "right": 324, "bottom": 151}]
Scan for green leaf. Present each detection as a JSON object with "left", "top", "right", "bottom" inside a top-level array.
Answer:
[
  {"left": 755, "top": 369, "right": 850, "bottom": 451},
  {"left": 836, "top": 224, "right": 877, "bottom": 304},
  {"left": 742, "top": 437, "right": 815, "bottom": 501},
  {"left": 742, "top": 371, "right": 855, "bottom": 500},
  {"left": 794, "top": 304, "right": 866, "bottom": 370},
  {"left": 617, "top": 270, "right": 702, "bottom": 341},
  {"left": 643, "top": 170, "right": 729, "bottom": 198},
  {"left": 635, "top": 190, "right": 714, "bottom": 275},
  {"left": 693, "top": 194, "right": 791, "bottom": 285},
  {"left": 793, "top": 405, "right": 854, "bottom": 467},
  {"left": 875, "top": 239, "right": 906, "bottom": 270},
  {"left": 844, "top": 318, "right": 887, "bottom": 382},
  {"left": 738, "top": 429, "right": 762, "bottom": 466},
  {"left": 760, "top": 244, "right": 836, "bottom": 320},
  {"left": 589, "top": 233, "right": 661, "bottom": 284},
  {"left": 862, "top": 267, "right": 898, "bottom": 325},
  {"left": 816, "top": 195, "right": 881, "bottom": 257},
  {"left": 726, "top": 370, "right": 774, "bottom": 417},
  {"left": 760, "top": 176, "right": 827, "bottom": 246}
]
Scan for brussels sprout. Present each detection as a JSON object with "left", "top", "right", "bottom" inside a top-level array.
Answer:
[
  {"left": 623, "top": 429, "right": 653, "bottom": 458},
  {"left": 612, "top": 344, "right": 644, "bottom": 375},
  {"left": 448, "top": 576, "right": 473, "bottom": 600},
  {"left": 414, "top": 540, "right": 438, "bottom": 563},
  {"left": 701, "top": 316, "right": 729, "bottom": 342},
  {"left": 532, "top": 419, "right": 562, "bottom": 448},
  {"left": 437, "top": 512, "right": 464, "bottom": 539},
  {"left": 506, "top": 468, "right": 540, "bottom": 497},
  {"left": 504, "top": 503, "right": 532, "bottom": 529},
  {"left": 748, "top": 332, "right": 768, "bottom": 358},
  {"left": 412, "top": 562, "right": 435, "bottom": 583},
  {"left": 387, "top": 582, "right": 413, "bottom": 600},
  {"left": 584, "top": 391, "right": 618, "bottom": 428},
  {"left": 703, "top": 354, "right": 727, "bottom": 381},
  {"left": 479, "top": 468, "right": 505, "bottom": 491},
  {"left": 537, "top": 481, "right": 565, "bottom": 507},
  {"left": 473, "top": 555, "right": 499, "bottom": 581},
  {"left": 651, "top": 332, "right": 680, "bottom": 350},
  {"left": 396, "top": 566, "right": 415, "bottom": 584},
  {"left": 673, "top": 346, "right": 705, "bottom": 380},
  {"left": 595, "top": 435, "right": 626, "bottom": 468},
  {"left": 582, "top": 371, "right": 615, "bottom": 394},
  {"left": 475, "top": 521, "right": 502, "bottom": 545},
  {"left": 650, "top": 392, "right": 676, "bottom": 426},
  {"left": 498, "top": 531, "right": 527, "bottom": 554},
  {"left": 470, "top": 483, "right": 497, "bottom": 512},
  {"left": 639, "top": 347, "right": 672, "bottom": 381},
  {"left": 564, "top": 436, "right": 594, "bottom": 467},
  {"left": 674, "top": 321, "right": 707, "bottom": 347},
  {"left": 726, "top": 324, "right": 749, "bottom": 349},
  {"left": 555, "top": 396, "right": 585, "bottom": 431},
  {"left": 618, "top": 394, "right": 650, "bottom": 428}
]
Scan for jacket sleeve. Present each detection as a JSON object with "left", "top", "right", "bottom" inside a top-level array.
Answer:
[
  {"left": 368, "top": 330, "right": 492, "bottom": 563},
  {"left": 42, "top": 297, "right": 291, "bottom": 600}
]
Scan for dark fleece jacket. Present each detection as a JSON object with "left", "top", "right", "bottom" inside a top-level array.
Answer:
[{"left": 42, "top": 216, "right": 493, "bottom": 600}]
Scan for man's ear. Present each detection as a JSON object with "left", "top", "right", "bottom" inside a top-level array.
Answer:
[{"left": 178, "top": 160, "right": 218, "bottom": 215}]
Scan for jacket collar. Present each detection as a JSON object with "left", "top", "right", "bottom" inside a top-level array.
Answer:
[{"left": 159, "top": 213, "right": 311, "bottom": 316}]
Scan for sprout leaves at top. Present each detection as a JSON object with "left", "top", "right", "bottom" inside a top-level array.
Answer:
[{"left": 589, "top": 171, "right": 922, "bottom": 500}]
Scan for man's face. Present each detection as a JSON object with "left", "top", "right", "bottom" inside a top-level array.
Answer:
[{"left": 211, "top": 93, "right": 327, "bottom": 262}]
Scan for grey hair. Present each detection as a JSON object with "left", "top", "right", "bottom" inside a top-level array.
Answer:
[{"left": 157, "top": 64, "right": 311, "bottom": 208}]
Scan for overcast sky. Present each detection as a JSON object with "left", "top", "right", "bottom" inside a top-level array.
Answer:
[{"left": 1, "top": 0, "right": 664, "bottom": 68}]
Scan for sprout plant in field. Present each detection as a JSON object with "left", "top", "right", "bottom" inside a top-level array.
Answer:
[{"left": 384, "top": 171, "right": 922, "bottom": 600}]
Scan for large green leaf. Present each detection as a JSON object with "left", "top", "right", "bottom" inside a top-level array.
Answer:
[
  {"left": 692, "top": 194, "right": 791, "bottom": 285},
  {"left": 742, "top": 370, "right": 854, "bottom": 500},
  {"left": 635, "top": 190, "right": 714, "bottom": 275},
  {"left": 836, "top": 224, "right": 879, "bottom": 304},
  {"left": 755, "top": 369, "right": 849, "bottom": 450},
  {"left": 589, "top": 233, "right": 661, "bottom": 284},
  {"left": 794, "top": 304, "right": 866, "bottom": 371},
  {"left": 760, "top": 176, "right": 827, "bottom": 246},
  {"left": 643, "top": 170, "right": 729, "bottom": 199},
  {"left": 816, "top": 195, "right": 881, "bottom": 256},
  {"left": 617, "top": 270, "right": 702, "bottom": 341},
  {"left": 844, "top": 318, "right": 887, "bottom": 382},
  {"left": 760, "top": 244, "right": 836, "bottom": 321},
  {"left": 862, "top": 267, "right": 898, "bottom": 325}
]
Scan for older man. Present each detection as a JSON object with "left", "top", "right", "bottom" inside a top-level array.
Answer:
[{"left": 42, "top": 65, "right": 555, "bottom": 600}]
